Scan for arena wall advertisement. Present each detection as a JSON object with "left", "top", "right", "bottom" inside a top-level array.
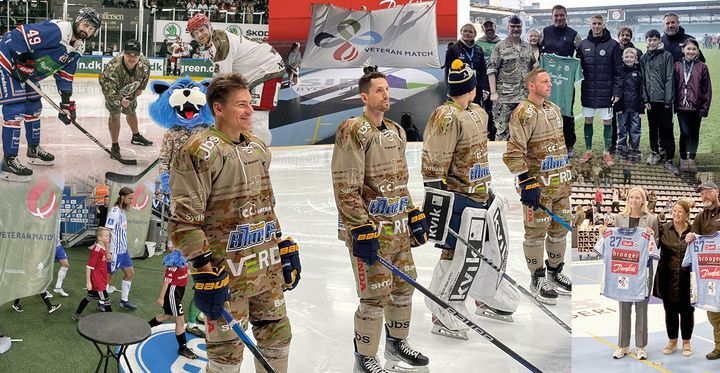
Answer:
[{"left": 153, "top": 20, "right": 269, "bottom": 44}]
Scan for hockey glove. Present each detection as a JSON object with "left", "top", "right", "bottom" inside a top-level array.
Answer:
[
  {"left": 278, "top": 237, "right": 301, "bottom": 291},
  {"left": 518, "top": 173, "right": 541, "bottom": 210},
  {"left": 350, "top": 223, "right": 380, "bottom": 266},
  {"left": 408, "top": 208, "right": 429, "bottom": 247},
  {"left": 58, "top": 92, "right": 76, "bottom": 125},
  {"left": 191, "top": 265, "right": 230, "bottom": 320},
  {"left": 11, "top": 53, "right": 35, "bottom": 83}
]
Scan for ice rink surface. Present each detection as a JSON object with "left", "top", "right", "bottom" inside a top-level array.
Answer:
[{"left": 7, "top": 78, "right": 571, "bottom": 372}]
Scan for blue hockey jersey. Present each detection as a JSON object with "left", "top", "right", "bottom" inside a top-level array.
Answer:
[
  {"left": 596, "top": 227, "right": 658, "bottom": 302},
  {"left": 0, "top": 20, "right": 84, "bottom": 96},
  {"left": 683, "top": 232, "right": 720, "bottom": 312}
]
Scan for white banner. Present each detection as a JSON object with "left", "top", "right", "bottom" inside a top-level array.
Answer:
[
  {"left": 302, "top": 1, "right": 440, "bottom": 69},
  {"left": 154, "top": 20, "right": 269, "bottom": 44}
]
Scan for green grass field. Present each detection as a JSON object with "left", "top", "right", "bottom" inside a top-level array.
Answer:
[
  {"left": 0, "top": 246, "right": 193, "bottom": 371},
  {"left": 574, "top": 44, "right": 720, "bottom": 174}
]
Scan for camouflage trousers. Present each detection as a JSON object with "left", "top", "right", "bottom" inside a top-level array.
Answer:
[
  {"left": 493, "top": 102, "right": 520, "bottom": 141},
  {"left": 204, "top": 284, "right": 291, "bottom": 373},
  {"left": 104, "top": 97, "right": 137, "bottom": 115},
  {"left": 349, "top": 243, "right": 416, "bottom": 356},
  {"left": 522, "top": 191, "right": 571, "bottom": 273}
]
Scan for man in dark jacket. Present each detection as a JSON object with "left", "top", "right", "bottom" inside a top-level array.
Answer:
[
  {"left": 540, "top": 4, "right": 582, "bottom": 157},
  {"left": 577, "top": 15, "right": 623, "bottom": 168},
  {"left": 662, "top": 12, "right": 706, "bottom": 63},
  {"left": 444, "top": 23, "right": 491, "bottom": 138},
  {"left": 641, "top": 29, "right": 676, "bottom": 174}
]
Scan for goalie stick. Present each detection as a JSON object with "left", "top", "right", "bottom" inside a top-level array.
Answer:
[
  {"left": 447, "top": 228, "right": 572, "bottom": 334},
  {"left": 25, "top": 80, "right": 148, "bottom": 166},
  {"left": 221, "top": 309, "right": 276, "bottom": 373},
  {"left": 376, "top": 256, "right": 542, "bottom": 373},
  {"left": 105, "top": 158, "right": 160, "bottom": 184}
]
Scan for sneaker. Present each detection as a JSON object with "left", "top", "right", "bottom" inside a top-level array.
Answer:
[
  {"left": 110, "top": 144, "right": 121, "bottom": 160},
  {"left": 131, "top": 133, "right": 154, "bottom": 146},
  {"left": 602, "top": 152, "right": 614, "bottom": 167},
  {"left": 579, "top": 150, "right": 593, "bottom": 165},
  {"left": 120, "top": 300, "right": 138, "bottom": 310},
  {"left": 636, "top": 347, "right": 648, "bottom": 360},
  {"left": 682, "top": 342, "right": 692, "bottom": 357},
  {"left": 679, "top": 159, "right": 689, "bottom": 172},
  {"left": 646, "top": 151, "right": 661, "bottom": 165},
  {"left": 186, "top": 325, "right": 206, "bottom": 339},
  {"left": 531, "top": 267, "right": 558, "bottom": 305},
  {"left": 48, "top": 304, "right": 62, "bottom": 314},
  {"left": 54, "top": 288, "right": 69, "bottom": 297},
  {"left": 107, "top": 285, "right": 117, "bottom": 294},
  {"left": 11, "top": 303, "right": 23, "bottom": 313},
  {"left": 546, "top": 261, "right": 572, "bottom": 295},
  {"left": 178, "top": 346, "right": 197, "bottom": 359},
  {"left": 665, "top": 160, "right": 679, "bottom": 176},
  {"left": 706, "top": 349, "right": 720, "bottom": 360},
  {"left": 96, "top": 303, "right": 107, "bottom": 312},
  {"left": 72, "top": 313, "right": 83, "bottom": 321},
  {"left": 662, "top": 340, "right": 677, "bottom": 355},
  {"left": 688, "top": 159, "right": 698, "bottom": 173},
  {"left": 354, "top": 353, "right": 389, "bottom": 373},
  {"left": 613, "top": 347, "right": 629, "bottom": 359}
]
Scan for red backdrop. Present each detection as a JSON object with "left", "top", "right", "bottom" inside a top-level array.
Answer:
[{"left": 268, "top": 0, "right": 458, "bottom": 44}]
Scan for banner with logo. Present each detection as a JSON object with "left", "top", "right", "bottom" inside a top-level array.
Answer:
[
  {"left": 302, "top": 2, "right": 440, "bottom": 68},
  {"left": 108, "top": 178, "right": 154, "bottom": 259},
  {"left": 0, "top": 177, "right": 63, "bottom": 306},
  {"left": 76, "top": 56, "right": 166, "bottom": 76},
  {"left": 154, "top": 20, "right": 269, "bottom": 44},
  {"left": 178, "top": 58, "right": 214, "bottom": 78}
]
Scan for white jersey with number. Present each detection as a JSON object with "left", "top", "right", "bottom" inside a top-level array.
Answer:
[
  {"left": 105, "top": 206, "right": 128, "bottom": 256},
  {"left": 683, "top": 232, "right": 720, "bottom": 312},
  {"left": 205, "top": 29, "right": 284, "bottom": 85},
  {"left": 596, "top": 227, "right": 658, "bottom": 302}
]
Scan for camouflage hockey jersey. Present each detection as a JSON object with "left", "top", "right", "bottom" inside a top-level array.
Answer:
[
  {"left": 332, "top": 115, "right": 415, "bottom": 252},
  {"left": 487, "top": 39, "right": 536, "bottom": 103},
  {"left": 169, "top": 127, "right": 283, "bottom": 295},
  {"left": 503, "top": 99, "right": 571, "bottom": 197},
  {"left": 422, "top": 101, "right": 491, "bottom": 202},
  {"left": 99, "top": 53, "right": 151, "bottom": 105},
  {"left": 159, "top": 125, "right": 210, "bottom": 174}
]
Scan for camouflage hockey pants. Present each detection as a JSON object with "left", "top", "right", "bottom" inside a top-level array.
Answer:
[{"left": 522, "top": 192, "right": 571, "bottom": 273}]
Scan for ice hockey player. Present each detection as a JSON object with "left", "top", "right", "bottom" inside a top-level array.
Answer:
[
  {"left": 422, "top": 60, "right": 519, "bottom": 341},
  {"left": 0, "top": 7, "right": 101, "bottom": 181},
  {"left": 331, "top": 66, "right": 430, "bottom": 373},
  {"left": 169, "top": 37, "right": 183, "bottom": 76},
  {"left": 503, "top": 68, "right": 572, "bottom": 305},
  {"left": 169, "top": 73, "right": 300, "bottom": 373},
  {"left": 186, "top": 13, "right": 285, "bottom": 145}
]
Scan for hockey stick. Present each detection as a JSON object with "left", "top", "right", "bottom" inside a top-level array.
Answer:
[
  {"left": 538, "top": 204, "right": 572, "bottom": 231},
  {"left": 376, "top": 256, "right": 542, "bottom": 373},
  {"left": 105, "top": 158, "right": 160, "bottom": 184},
  {"left": 447, "top": 228, "right": 572, "bottom": 334},
  {"left": 24, "top": 80, "right": 147, "bottom": 166},
  {"left": 221, "top": 309, "right": 277, "bottom": 373}
]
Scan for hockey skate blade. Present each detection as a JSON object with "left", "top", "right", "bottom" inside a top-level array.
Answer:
[
  {"left": 553, "top": 287, "right": 571, "bottom": 296},
  {"left": 475, "top": 308, "right": 514, "bottom": 323},
  {"left": 384, "top": 358, "right": 430, "bottom": 373},
  {"left": 0, "top": 172, "right": 31, "bottom": 182},
  {"left": 26, "top": 158, "right": 54, "bottom": 166},
  {"left": 530, "top": 289, "right": 558, "bottom": 306},
  {"left": 430, "top": 323, "right": 468, "bottom": 340}
]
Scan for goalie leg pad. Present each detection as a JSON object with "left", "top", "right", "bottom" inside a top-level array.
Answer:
[
  {"left": 469, "top": 193, "right": 511, "bottom": 302},
  {"left": 478, "top": 278, "right": 519, "bottom": 314},
  {"left": 425, "top": 257, "right": 469, "bottom": 334}
]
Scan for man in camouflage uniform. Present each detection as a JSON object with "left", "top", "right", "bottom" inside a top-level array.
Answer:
[
  {"left": 503, "top": 68, "right": 572, "bottom": 305},
  {"left": 332, "top": 68, "right": 430, "bottom": 373},
  {"left": 488, "top": 15, "right": 536, "bottom": 141},
  {"left": 169, "top": 73, "right": 300, "bottom": 373},
  {"left": 99, "top": 39, "right": 153, "bottom": 160}
]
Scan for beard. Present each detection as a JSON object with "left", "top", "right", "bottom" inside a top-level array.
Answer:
[{"left": 665, "top": 27, "right": 678, "bottom": 36}]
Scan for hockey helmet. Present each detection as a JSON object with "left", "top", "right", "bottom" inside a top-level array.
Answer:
[
  {"left": 187, "top": 13, "right": 211, "bottom": 35},
  {"left": 75, "top": 7, "right": 102, "bottom": 38}
]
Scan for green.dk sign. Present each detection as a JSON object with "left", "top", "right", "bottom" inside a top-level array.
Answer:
[
  {"left": 179, "top": 58, "right": 214, "bottom": 78},
  {"left": 76, "top": 56, "right": 104, "bottom": 74}
]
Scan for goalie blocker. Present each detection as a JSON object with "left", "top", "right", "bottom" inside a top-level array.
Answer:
[{"left": 422, "top": 188, "right": 519, "bottom": 338}]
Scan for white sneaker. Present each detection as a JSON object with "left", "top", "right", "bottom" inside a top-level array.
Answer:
[
  {"left": 54, "top": 288, "right": 69, "bottom": 297},
  {"left": 613, "top": 347, "right": 629, "bottom": 359},
  {"left": 107, "top": 285, "right": 117, "bottom": 294},
  {"left": 636, "top": 347, "right": 648, "bottom": 360}
]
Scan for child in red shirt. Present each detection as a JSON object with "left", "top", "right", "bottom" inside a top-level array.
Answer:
[
  {"left": 148, "top": 250, "right": 197, "bottom": 359},
  {"left": 73, "top": 227, "right": 113, "bottom": 320}
]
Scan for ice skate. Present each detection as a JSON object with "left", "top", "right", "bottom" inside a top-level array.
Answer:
[
  {"left": 26, "top": 145, "right": 55, "bottom": 165},
  {"left": 384, "top": 332, "right": 429, "bottom": 373},
  {"left": 546, "top": 261, "right": 572, "bottom": 296},
  {"left": 430, "top": 316, "right": 468, "bottom": 340},
  {"left": 1, "top": 156, "right": 32, "bottom": 182},
  {"left": 531, "top": 267, "right": 558, "bottom": 305},
  {"left": 354, "top": 352, "right": 389, "bottom": 373},
  {"left": 475, "top": 303, "right": 514, "bottom": 323}
]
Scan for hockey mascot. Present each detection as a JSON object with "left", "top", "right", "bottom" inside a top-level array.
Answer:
[{"left": 148, "top": 76, "right": 214, "bottom": 195}]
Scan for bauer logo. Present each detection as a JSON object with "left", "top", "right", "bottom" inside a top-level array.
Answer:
[
  {"left": 120, "top": 323, "right": 207, "bottom": 372},
  {"left": 226, "top": 220, "right": 278, "bottom": 252},
  {"left": 26, "top": 177, "right": 60, "bottom": 219}
]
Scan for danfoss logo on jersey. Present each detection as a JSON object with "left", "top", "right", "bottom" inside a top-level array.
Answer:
[
  {"left": 130, "top": 183, "right": 150, "bottom": 211},
  {"left": 699, "top": 252, "right": 720, "bottom": 279},
  {"left": 226, "top": 220, "right": 278, "bottom": 252},
  {"left": 706, "top": 243, "right": 717, "bottom": 251},
  {"left": 611, "top": 261, "right": 639, "bottom": 275},
  {"left": 120, "top": 323, "right": 207, "bottom": 372},
  {"left": 368, "top": 196, "right": 409, "bottom": 217},
  {"left": 25, "top": 178, "right": 60, "bottom": 219}
]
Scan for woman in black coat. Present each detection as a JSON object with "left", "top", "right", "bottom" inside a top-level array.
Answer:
[{"left": 653, "top": 198, "right": 694, "bottom": 357}]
